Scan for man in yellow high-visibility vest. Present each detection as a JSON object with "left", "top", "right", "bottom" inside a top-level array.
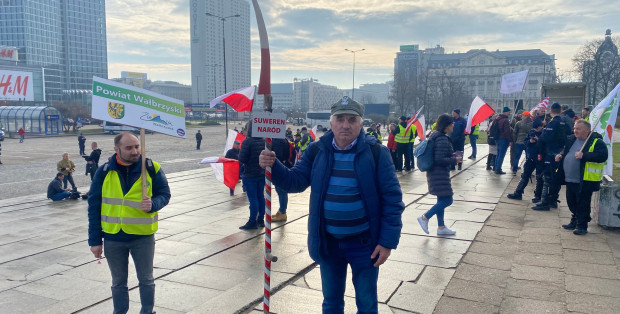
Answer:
[
  {"left": 392, "top": 116, "right": 414, "bottom": 172},
  {"left": 88, "top": 132, "right": 171, "bottom": 314},
  {"left": 555, "top": 120, "right": 607, "bottom": 235}
]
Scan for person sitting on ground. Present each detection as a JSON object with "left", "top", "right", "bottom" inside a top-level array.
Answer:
[{"left": 48, "top": 173, "right": 72, "bottom": 201}]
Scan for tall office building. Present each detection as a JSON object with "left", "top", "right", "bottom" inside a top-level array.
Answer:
[
  {"left": 0, "top": 0, "right": 108, "bottom": 101},
  {"left": 190, "top": 0, "right": 251, "bottom": 104}
]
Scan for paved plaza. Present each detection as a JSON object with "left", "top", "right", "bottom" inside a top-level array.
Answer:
[{"left": 1, "top": 136, "right": 619, "bottom": 313}]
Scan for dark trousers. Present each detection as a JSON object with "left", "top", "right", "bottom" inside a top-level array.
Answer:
[
  {"left": 63, "top": 173, "right": 76, "bottom": 190},
  {"left": 196, "top": 140, "right": 201, "bottom": 150},
  {"left": 469, "top": 135, "right": 478, "bottom": 158},
  {"left": 565, "top": 183, "right": 593, "bottom": 229},
  {"left": 513, "top": 158, "right": 543, "bottom": 197},
  {"left": 408, "top": 142, "right": 415, "bottom": 169},
  {"left": 511, "top": 143, "right": 526, "bottom": 172},
  {"left": 395, "top": 142, "right": 410, "bottom": 171},
  {"left": 541, "top": 155, "right": 561, "bottom": 204},
  {"left": 494, "top": 139, "right": 509, "bottom": 172},
  {"left": 390, "top": 150, "right": 397, "bottom": 167},
  {"left": 79, "top": 144, "right": 85, "bottom": 155}
]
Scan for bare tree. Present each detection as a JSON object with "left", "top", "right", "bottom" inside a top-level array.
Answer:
[
  {"left": 572, "top": 32, "right": 620, "bottom": 106},
  {"left": 389, "top": 67, "right": 418, "bottom": 116},
  {"left": 426, "top": 70, "right": 469, "bottom": 117}
]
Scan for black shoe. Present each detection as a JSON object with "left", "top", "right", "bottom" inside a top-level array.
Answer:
[
  {"left": 468, "top": 156, "right": 475, "bottom": 159},
  {"left": 458, "top": 164, "right": 462, "bottom": 170},
  {"left": 239, "top": 221, "right": 258, "bottom": 230},
  {"left": 562, "top": 221, "right": 577, "bottom": 230},
  {"left": 531, "top": 197, "right": 541, "bottom": 204},
  {"left": 531, "top": 204, "right": 550, "bottom": 211},
  {"left": 507, "top": 193, "right": 522, "bottom": 200},
  {"left": 495, "top": 170, "right": 506, "bottom": 175},
  {"left": 549, "top": 202, "right": 558, "bottom": 209},
  {"left": 573, "top": 228, "right": 588, "bottom": 235},
  {"left": 486, "top": 166, "right": 492, "bottom": 170},
  {"left": 257, "top": 220, "right": 265, "bottom": 228}
]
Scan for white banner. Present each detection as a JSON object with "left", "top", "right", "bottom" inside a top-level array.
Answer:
[
  {"left": 589, "top": 82, "right": 620, "bottom": 176},
  {"left": 251, "top": 112, "right": 287, "bottom": 139},
  {"left": 0, "top": 70, "right": 34, "bottom": 101},
  {"left": 500, "top": 70, "right": 529, "bottom": 94},
  {"left": 91, "top": 77, "right": 187, "bottom": 138}
]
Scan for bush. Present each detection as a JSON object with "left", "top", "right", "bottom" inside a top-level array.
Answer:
[{"left": 199, "top": 121, "right": 221, "bottom": 126}]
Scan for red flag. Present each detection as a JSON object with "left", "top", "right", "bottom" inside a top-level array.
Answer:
[
  {"left": 210, "top": 86, "right": 256, "bottom": 112},
  {"left": 405, "top": 106, "right": 424, "bottom": 135},
  {"left": 531, "top": 97, "right": 549, "bottom": 113},
  {"left": 199, "top": 157, "right": 240, "bottom": 190},
  {"left": 466, "top": 96, "right": 494, "bottom": 134}
]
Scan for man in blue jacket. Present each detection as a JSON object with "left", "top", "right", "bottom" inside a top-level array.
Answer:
[
  {"left": 87, "top": 132, "right": 171, "bottom": 314},
  {"left": 259, "top": 96, "right": 404, "bottom": 313}
]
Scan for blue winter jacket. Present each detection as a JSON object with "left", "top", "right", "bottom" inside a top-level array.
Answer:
[{"left": 270, "top": 130, "right": 404, "bottom": 263}]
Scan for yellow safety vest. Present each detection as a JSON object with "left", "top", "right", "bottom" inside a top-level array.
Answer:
[
  {"left": 472, "top": 124, "right": 480, "bottom": 136},
  {"left": 408, "top": 125, "right": 417, "bottom": 143},
  {"left": 583, "top": 139, "right": 604, "bottom": 182},
  {"left": 431, "top": 122, "right": 437, "bottom": 131},
  {"left": 394, "top": 125, "right": 412, "bottom": 143},
  {"left": 101, "top": 162, "right": 161, "bottom": 235},
  {"left": 300, "top": 134, "right": 310, "bottom": 152}
]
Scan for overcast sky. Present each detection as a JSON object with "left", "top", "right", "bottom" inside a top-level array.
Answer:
[{"left": 106, "top": 0, "right": 617, "bottom": 89}]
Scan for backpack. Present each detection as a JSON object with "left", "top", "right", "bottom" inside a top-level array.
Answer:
[
  {"left": 414, "top": 138, "right": 435, "bottom": 172},
  {"left": 488, "top": 120, "right": 500, "bottom": 145}
]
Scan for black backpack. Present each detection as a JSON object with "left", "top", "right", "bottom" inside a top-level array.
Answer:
[{"left": 488, "top": 120, "right": 500, "bottom": 145}]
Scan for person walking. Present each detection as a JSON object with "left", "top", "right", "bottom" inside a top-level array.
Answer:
[
  {"left": 557, "top": 120, "right": 608, "bottom": 235},
  {"left": 78, "top": 132, "right": 87, "bottom": 155},
  {"left": 57, "top": 153, "right": 77, "bottom": 191},
  {"left": 511, "top": 111, "right": 533, "bottom": 173},
  {"left": 47, "top": 173, "right": 72, "bottom": 201},
  {"left": 493, "top": 107, "right": 513, "bottom": 174},
  {"left": 238, "top": 122, "right": 266, "bottom": 230},
  {"left": 449, "top": 109, "right": 466, "bottom": 170},
  {"left": 18, "top": 127, "right": 25, "bottom": 143},
  {"left": 87, "top": 132, "right": 171, "bottom": 314},
  {"left": 195, "top": 130, "right": 203, "bottom": 150},
  {"left": 417, "top": 114, "right": 461, "bottom": 236},
  {"left": 259, "top": 96, "right": 404, "bottom": 313}
]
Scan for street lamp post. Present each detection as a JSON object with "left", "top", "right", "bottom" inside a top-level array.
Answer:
[
  {"left": 206, "top": 12, "right": 240, "bottom": 133},
  {"left": 542, "top": 57, "right": 557, "bottom": 97},
  {"left": 345, "top": 48, "right": 365, "bottom": 100}
]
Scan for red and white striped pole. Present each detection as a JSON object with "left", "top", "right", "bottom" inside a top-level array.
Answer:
[{"left": 263, "top": 138, "right": 277, "bottom": 313}]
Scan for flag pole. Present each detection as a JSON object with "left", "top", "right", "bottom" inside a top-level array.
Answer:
[{"left": 140, "top": 128, "right": 147, "bottom": 198}]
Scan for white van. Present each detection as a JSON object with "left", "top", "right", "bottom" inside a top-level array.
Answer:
[{"left": 103, "top": 121, "right": 139, "bottom": 134}]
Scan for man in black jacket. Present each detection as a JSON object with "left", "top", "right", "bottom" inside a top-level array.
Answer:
[
  {"left": 195, "top": 130, "right": 203, "bottom": 150},
  {"left": 84, "top": 142, "right": 102, "bottom": 180},
  {"left": 48, "top": 173, "right": 71, "bottom": 201},
  {"left": 556, "top": 120, "right": 608, "bottom": 235},
  {"left": 507, "top": 118, "right": 545, "bottom": 201}
]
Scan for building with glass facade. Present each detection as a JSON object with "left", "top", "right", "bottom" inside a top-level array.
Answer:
[{"left": 0, "top": 0, "right": 107, "bottom": 102}]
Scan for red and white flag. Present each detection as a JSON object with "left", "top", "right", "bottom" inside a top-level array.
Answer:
[
  {"left": 209, "top": 86, "right": 256, "bottom": 112},
  {"left": 413, "top": 114, "right": 426, "bottom": 140},
  {"left": 199, "top": 157, "right": 240, "bottom": 190},
  {"left": 466, "top": 96, "right": 495, "bottom": 134},
  {"left": 531, "top": 97, "right": 550, "bottom": 114},
  {"left": 224, "top": 129, "right": 246, "bottom": 154},
  {"left": 309, "top": 125, "right": 318, "bottom": 141},
  {"left": 405, "top": 106, "right": 424, "bottom": 136}
]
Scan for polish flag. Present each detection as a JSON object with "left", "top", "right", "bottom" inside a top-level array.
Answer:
[
  {"left": 405, "top": 106, "right": 424, "bottom": 136},
  {"left": 210, "top": 86, "right": 256, "bottom": 112},
  {"left": 413, "top": 115, "right": 426, "bottom": 140},
  {"left": 224, "top": 129, "right": 246, "bottom": 153},
  {"left": 465, "top": 96, "right": 495, "bottom": 134},
  {"left": 199, "top": 157, "right": 240, "bottom": 190},
  {"left": 531, "top": 97, "right": 550, "bottom": 114},
  {"left": 309, "top": 125, "right": 318, "bottom": 141}
]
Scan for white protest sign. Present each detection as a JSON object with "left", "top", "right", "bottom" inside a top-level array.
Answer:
[
  {"left": 91, "top": 77, "right": 187, "bottom": 138},
  {"left": 500, "top": 70, "right": 529, "bottom": 94},
  {"left": 251, "top": 112, "right": 287, "bottom": 138}
]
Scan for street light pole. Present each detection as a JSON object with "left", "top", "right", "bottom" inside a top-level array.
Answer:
[
  {"left": 345, "top": 48, "right": 365, "bottom": 100},
  {"left": 206, "top": 12, "right": 240, "bottom": 134}
]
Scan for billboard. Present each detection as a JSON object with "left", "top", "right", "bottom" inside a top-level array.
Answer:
[
  {"left": 92, "top": 77, "right": 186, "bottom": 138},
  {"left": 0, "top": 70, "right": 34, "bottom": 101},
  {"left": 0, "top": 46, "right": 18, "bottom": 62}
]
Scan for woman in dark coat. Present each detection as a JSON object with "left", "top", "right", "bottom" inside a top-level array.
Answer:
[{"left": 417, "top": 114, "right": 461, "bottom": 235}]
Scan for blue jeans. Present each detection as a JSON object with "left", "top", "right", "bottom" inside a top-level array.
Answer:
[
  {"left": 424, "top": 195, "right": 453, "bottom": 227},
  {"left": 63, "top": 173, "right": 76, "bottom": 190},
  {"left": 275, "top": 185, "right": 287, "bottom": 214},
  {"left": 50, "top": 191, "right": 70, "bottom": 201},
  {"left": 495, "top": 139, "right": 509, "bottom": 172},
  {"left": 104, "top": 235, "right": 155, "bottom": 314},
  {"left": 469, "top": 135, "right": 478, "bottom": 158},
  {"left": 19, "top": 135, "right": 24, "bottom": 143},
  {"left": 242, "top": 176, "right": 265, "bottom": 223},
  {"left": 320, "top": 235, "right": 379, "bottom": 313},
  {"left": 511, "top": 143, "right": 525, "bottom": 172}
]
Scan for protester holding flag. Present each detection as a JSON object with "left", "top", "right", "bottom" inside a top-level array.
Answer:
[
  {"left": 588, "top": 82, "right": 620, "bottom": 178},
  {"left": 556, "top": 120, "right": 608, "bottom": 235},
  {"left": 225, "top": 141, "right": 242, "bottom": 196},
  {"left": 449, "top": 109, "right": 466, "bottom": 170},
  {"left": 237, "top": 121, "right": 266, "bottom": 230}
]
